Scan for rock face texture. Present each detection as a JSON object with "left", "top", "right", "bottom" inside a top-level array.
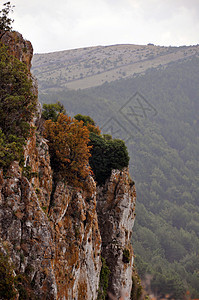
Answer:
[
  {"left": 0, "top": 31, "right": 33, "bottom": 71},
  {"left": 0, "top": 161, "right": 57, "bottom": 299},
  {"left": 97, "top": 169, "right": 136, "bottom": 299},
  {"left": 0, "top": 31, "right": 136, "bottom": 299}
]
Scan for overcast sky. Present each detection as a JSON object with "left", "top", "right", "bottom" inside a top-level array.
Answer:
[{"left": 4, "top": 0, "right": 199, "bottom": 53}]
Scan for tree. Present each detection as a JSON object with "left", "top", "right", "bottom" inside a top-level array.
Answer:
[
  {"left": 0, "top": 2, "right": 14, "bottom": 32},
  {"left": 42, "top": 102, "right": 66, "bottom": 122},
  {"left": 74, "top": 114, "right": 101, "bottom": 135},
  {"left": 44, "top": 113, "right": 92, "bottom": 186},
  {"left": 89, "top": 133, "right": 129, "bottom": 184},
  {"left": 74, "top": 114, "right": 95, "bottom": 126}
]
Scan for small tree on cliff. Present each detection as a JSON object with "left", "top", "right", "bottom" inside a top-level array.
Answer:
[
  {"left": 89, "top": 133, "right": 129, "bottom": 184},
  {"left": 42, "top": 102, "right": 66, "bottom": 122},
  {"left": 74, "top": 114, "right": 101, "bottom": 135},
  {"left": 44, "top": 113, "right": 92, "bottom": 186},
  {"left": 0, "top": 2, "right": 14, "bottom": 32}
]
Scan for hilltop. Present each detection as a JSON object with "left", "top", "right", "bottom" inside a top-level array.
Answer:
[{"left": 32, "top": 43, "right": 199, "bottom": 91}]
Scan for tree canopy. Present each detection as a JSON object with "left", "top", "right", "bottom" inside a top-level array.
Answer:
[
  {"left": 42, "top": 101, "right": 66, "bottom": 122},
  {"left": 89, "top": 132, "right": 129, "bottom": 184},
  {"left": 43, "top": 109, "right": 129, "bottom": 186},
  {"left": 44, "top": 113, "right": 92, "bottom": 186},
  {"left": 74, "top": 114, "right": 101, "bottom": 135}
]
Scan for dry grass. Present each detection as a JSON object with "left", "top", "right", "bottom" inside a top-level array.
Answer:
[{"left": 32, "top": 44, "right": 199, "bottom": 91}]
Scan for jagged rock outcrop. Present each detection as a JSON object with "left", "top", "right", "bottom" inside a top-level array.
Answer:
[
  {"left": 97, "top": 169, "right": 136, "bottom": 299},
  {"left": 0, "top": 30, "right": 33, "bottom": 71},
  {"left": 0, "top": 31, "right": 136, "bottom": 299},
  {"left": 49, "top": 176, "right": 101, "bottom": 300}
]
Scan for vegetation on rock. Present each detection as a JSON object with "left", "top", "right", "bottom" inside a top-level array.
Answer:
[
  {"left": 74, "top": 114, "right": 101, "bottom": 135},
  {"left": 43, "top": 108, "right": 129, "bottom": 186},
  {"left": 0, "top": 251, "right": 36, "bottom": 300},
  {"left": 122, "top": 248, "right": 130, "bottom": 264},
  {"left": 131, "top": 267, "right": 145, "bottom": 300},
  {"left": 0, "top": 252, "right": 16, "bottom": 299},
  {"left": 89, "top": 132, "right": 129, "bottom": 184},
  {"left": 0, "top": 43, "right": 36, "bottom": 171},
  {"left": 44, "top": 113, "right": 92, "bottom": 186},
  {"left": 97, "top": 257, "right": 110, "bottom": 300},
  {"left": 42, "top": 101, "right": 66, "bottom": 122}
]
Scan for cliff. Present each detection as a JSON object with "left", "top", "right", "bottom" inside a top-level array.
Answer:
[
  {"left": 97, "top": 169, "right": 136, "bottom": 299},
  {"left": 0, "top": 32, "right": 136, "bottom": 299}
]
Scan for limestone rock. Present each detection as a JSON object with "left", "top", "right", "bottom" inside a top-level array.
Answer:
[
  {"left": 49, "top": 176, "right": 101, "bottom": 299},
  {"left": 0, "top": 31, "right": 33, "bottom": 71},
  {"left": 97, "top": 168, "right": 136, "bottom": 299},
  {"left": 0, "top": 161, "right": 56, "bottom": 299}
]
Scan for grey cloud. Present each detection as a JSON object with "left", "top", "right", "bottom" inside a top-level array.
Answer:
[{"left": 5, "top": 0, "right": 199, "bottom": 53}]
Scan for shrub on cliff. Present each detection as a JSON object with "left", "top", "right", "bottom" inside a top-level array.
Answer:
[
  {"left": 43, "top": 108, "right": 129, "bottom": 185},
  {"left": 0, "top": 252, "right": 36, "bottom": 299},
  {"left": 44, "top": 113, "right": 92, "bottom": 186},
  {"left": 0, "top": 252, "right": 16, "bottom": 299},
  {"left": 73, "top": 115, "right": 129, "bottom": 184},
  {"left": 42, "top": 101, "right": 66, "bottom": 122},
  {"left": 74, "top": 114, "right": 95, "bottom": 126},
  {"left": 0, "top": 44, "right": 36, "bottom": 170},
  {"left": 97, "top": 257, "right": 110, "bottom": 300},
  {"left": 74, "top": 114, "right": 101, "bottom": 135},
  {"left": 89, "top": 133, "right": 129, "bottom": 184}
]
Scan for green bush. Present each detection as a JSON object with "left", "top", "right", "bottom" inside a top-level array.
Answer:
[
  {"left": 123, "top": 248, "right": 130, "bottom": 263},
  {"left": 42, "top": 101, "right": 66, "bottom": 122},
  {"left": 74, "top": 114, "right": 95, "bottom": 126},
  {"left": 89, "top": 133, "right": 129, "bottom": 184},
  {"left": 0, "top": 130, "right": 25, "bottom": 169},
  {"left": 74, "top": 114, "right": 101, "bottom": 135},
  {"left": 131, "top": 267, "right": 144, "bottom": 300},
  {"left": 97, "top": 257, "right": 110, "bottom": 300}
]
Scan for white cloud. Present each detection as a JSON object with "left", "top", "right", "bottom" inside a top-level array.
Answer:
[{"left": 2, "top": 0, "right": 198, "bottom": 53}]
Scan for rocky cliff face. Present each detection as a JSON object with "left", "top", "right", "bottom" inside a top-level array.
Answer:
[
  {"left": 0, "top": 32, "right": 136, "bottom": 299},
  {"left": 0, "top": 31, "right": 33, "bottom": 71},
  {"left": 97, "top": 169, "right": 136, "bottom": 299}
]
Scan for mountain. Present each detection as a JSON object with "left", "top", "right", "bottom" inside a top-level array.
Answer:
[
  {"left": 32, "top": 44, "right": 199, "bottom": 298},
  {"left": 32, "top": 43, "right": 199, "bottom": 91},
  {"left": 0, "top": 31, "right": 138, "bottom": 299}
]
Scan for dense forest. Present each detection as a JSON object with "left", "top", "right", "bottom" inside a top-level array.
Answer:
[{"left": 38, "top": 56, "right": 199, "bottom": 298}]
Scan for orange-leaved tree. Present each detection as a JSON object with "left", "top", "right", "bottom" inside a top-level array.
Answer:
[{"left": 44, "top": 113, "right": 92, "bottom": 186}]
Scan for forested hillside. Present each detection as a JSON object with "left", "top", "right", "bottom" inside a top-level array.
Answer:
[{"left": 35, "top": 55, "right": 199, "bottom": 298}]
